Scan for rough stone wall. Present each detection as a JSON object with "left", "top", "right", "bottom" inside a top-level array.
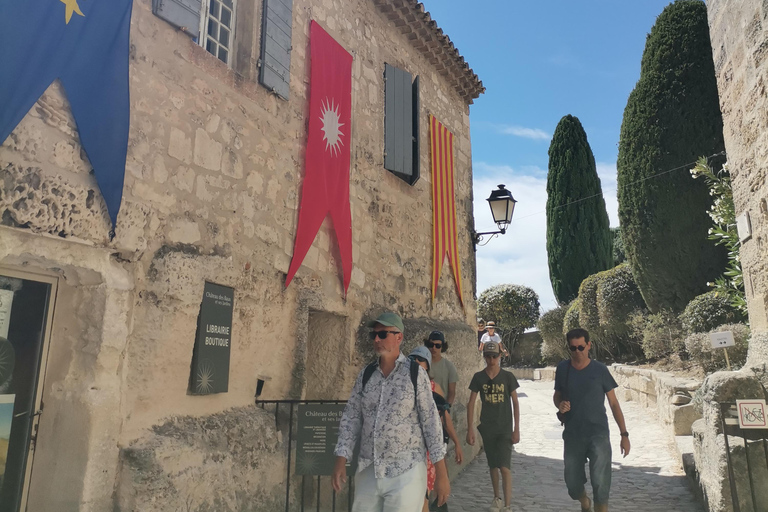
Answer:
[
  {"left": 0, "top": 0, "right": 483, "bottom": 509},
  {"left": 707, "top": 0, "right": 768, "bottom": 363}
]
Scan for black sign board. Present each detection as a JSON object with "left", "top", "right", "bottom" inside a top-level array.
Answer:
[
  {"left": 296, "top": 404, "right": 354, "bottom": 476},
  {"left": 190, "top": 281, "right": 234, "bottom": 395}
]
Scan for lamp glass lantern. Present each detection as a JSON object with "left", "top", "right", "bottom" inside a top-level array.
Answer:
[{"left": 486, "top": 184, "right": 517, "bottom": 232}]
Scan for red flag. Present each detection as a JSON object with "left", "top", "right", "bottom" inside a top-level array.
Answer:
[{"left": 285, "top": 21, "right": 353, "bottom": 294}]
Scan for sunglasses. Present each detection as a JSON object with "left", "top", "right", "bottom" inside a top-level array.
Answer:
[
  {"left": 369, "top": 330, "right": 400, "bottom": 340},
  {"left": 425, "top": 341, "right": 442, "bottom": 349},
  {"left": 484, "top": 353, "right": 500, "bottom": 359},
  {"left": 409, "top": 355, "right": 428, "bottom": 364},
  {"left": 569, "top": 344, "right": 587, "bottom": 352}
]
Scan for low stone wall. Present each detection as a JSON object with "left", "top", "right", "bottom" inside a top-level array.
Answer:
[
  {"left": 508, "top": 367, "right": 536, "bottom": 381},
  {"left": 533, "top": 367, "right": 556, "bottom": 381},
  {"left": 610, "top": 365, "right": 702, "bottom": 436}
]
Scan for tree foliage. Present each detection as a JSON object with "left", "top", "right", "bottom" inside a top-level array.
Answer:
[
  {"left": 690, "top": 158, "right": 747, "bottom": 316},
  {"left": 617, "top": 0, "right": 727, "bottom": 313},
  {"left": 611, "top": 227, "right": 626, "bottom": 265},
  {"left": 539, "top": 305, "right": 570, "bottom": 363},
  {"left": 477, "top": 284, "right": 540, "bottom": 349},
  {"left": 546, "top": 115, "right": 613, "bottom": 304}
]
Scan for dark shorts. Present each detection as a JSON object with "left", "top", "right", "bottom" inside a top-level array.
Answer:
[
  {"left": 563, "top": 434, "right": 612, "bottom": 504},
  {"left": 479, "top": 428, "right": 512, "bottom": 469}
]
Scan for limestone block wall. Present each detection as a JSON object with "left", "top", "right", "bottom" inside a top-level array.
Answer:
[
  {"left": 610, "top": 365, "right": 702, "bottom": 436},
  {"left": 707, "top": 0, "right": 768, "bottom": 363},
  {"left": 0, "top": 0, "right": 484, "bottom": 509}
]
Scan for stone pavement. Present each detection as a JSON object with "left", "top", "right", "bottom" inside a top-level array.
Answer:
[{"left": 447, "top": 379, "right": 703, "bottom": 512}]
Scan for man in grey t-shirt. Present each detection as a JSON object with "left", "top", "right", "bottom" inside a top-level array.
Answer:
[
  {"left": 553, "top": 328, "right": 630, "bottom": 512},
  {"left": 425, "top": 331, "right": 458, "bottom": 405}
]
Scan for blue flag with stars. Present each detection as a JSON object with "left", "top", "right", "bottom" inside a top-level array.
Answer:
[{"left": 0, "top": 0, "right": 133, "bottom": 230}]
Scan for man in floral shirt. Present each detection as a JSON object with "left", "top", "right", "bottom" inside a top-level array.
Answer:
[{"left": 332, "top": 312, "right": 450, "bottom": 511}]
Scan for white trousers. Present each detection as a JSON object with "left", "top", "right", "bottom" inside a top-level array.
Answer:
[{"left": 352, "top": 461, "right": 427, "bottom": 512}]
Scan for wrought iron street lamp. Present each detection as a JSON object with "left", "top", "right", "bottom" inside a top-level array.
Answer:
[{"left": 474, "top": 184, "right": 517, "bottom": 247}]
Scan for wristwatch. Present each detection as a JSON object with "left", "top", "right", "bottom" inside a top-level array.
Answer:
[{"left": 620, "top": 431, "right": 629, "bottom": 437}]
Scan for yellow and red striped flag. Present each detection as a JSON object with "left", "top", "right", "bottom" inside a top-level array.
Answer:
[{"left": 430, "top": 115, "right": 464, "bottom": 306}]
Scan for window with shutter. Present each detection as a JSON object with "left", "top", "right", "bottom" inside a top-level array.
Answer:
[
  {"left": 258, "top": 0, "right": 293, "bottom": 100},
  {"left": 152, "top": 0, "right": 203, "bottom": 39},
  {"left": 384, "top": 63, "right": 420, "bottom": 185}
]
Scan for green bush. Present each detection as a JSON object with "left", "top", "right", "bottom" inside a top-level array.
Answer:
[
  {"left": 563, "top": 299, "right": 581, "bottom": 334},
  {"left": 597, "top": 264, "right": 646, "bottom": 328},
  {"left": 538, "top": 306, "right": 569, "bottom": 363},
  {"left": 634, "top": 310, "right": 685, "bottom": 360},
  {"left": 578, "top": 273, "right": 602, "bottom": 331},
  {"left": 680, "top": 291, "right": 745, "bottom": 334},
  {"left": 684, "top": 323, "right": 750, "bottom": 371}
]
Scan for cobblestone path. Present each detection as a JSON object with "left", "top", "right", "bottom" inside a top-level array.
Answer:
[{"left": 447, "top": 379, "right": 703, "bottom": 512}]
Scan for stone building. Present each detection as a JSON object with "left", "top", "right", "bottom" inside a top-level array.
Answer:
[
  {"left": 685, "top": 2, "right": 768, "bottom": 511},
  {"left": 0, "top": 0, "right": 486, "bottom": 510}
]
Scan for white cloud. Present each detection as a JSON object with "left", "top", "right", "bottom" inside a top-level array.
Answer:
[
  {"left": 473, "top": 161, "right": 620, "bottom": 314},
  {"left": 495, "top": 124, "right": 551, "bottom": 141}
]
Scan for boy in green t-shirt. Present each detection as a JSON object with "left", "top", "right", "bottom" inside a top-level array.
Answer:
[{"left": 466, "top": 341, "right": 520, "bottom": 512}]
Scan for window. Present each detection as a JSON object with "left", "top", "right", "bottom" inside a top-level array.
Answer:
[
  {"left": 200, "top": 0, "right": 235, "bottom": 65},
  {"left": 384, "top": 63, "right": 420, "bottom": 185},
  {"left": 152, "top": 0, "right": 236, "bottom": 67},
  {"left": 258, "top": 0, "right": 294, "bottom": 100}
]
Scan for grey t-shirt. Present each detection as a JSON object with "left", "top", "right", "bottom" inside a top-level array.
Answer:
[
  {"left": 430, "top": 357, "right": 458, "bottom": 399},
  {"left": 554, "top": 359, "right": 617, "bottom": 439}
]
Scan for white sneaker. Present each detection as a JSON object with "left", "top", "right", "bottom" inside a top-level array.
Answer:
[
  {"left": 489, "top": 497, "right": 503, "bottom": 512},
  {"left": 501, "top": 507, "right": 513, "bottom": 512}
]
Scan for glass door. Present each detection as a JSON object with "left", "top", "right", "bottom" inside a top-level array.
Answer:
[{"left": 0, "top": 268, "right": 56, "bottom": 512}]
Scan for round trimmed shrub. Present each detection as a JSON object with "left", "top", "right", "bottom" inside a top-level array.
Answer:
[
  {"left": 684, "top": 323, "right": 749, "bottom": 371},
  {"left": 578, "top": 273, "right": 602, "bottom": 331},
  {"left": 680, "top": 291, "right": 745, "bottom": 334},
  {"left": 563, "top": 299, "right": 581, "bottom": 334},
  {"left": 597, "top": 264, "right": 646, "bottom": 328},
  {"left": 539, "top": 306, "right": 569, "bottom": 363}
]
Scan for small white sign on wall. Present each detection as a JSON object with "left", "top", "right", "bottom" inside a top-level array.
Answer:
[
  {"left": 0, "top": 289, "right": 13, "bottom": 340},
  {"left": 736, "top": 399, "right": 767, "bottom": 429},
  {"left": 709, "top": 330, "right": 735, "bottom": 349},
  {"left": 736, "top": 211, "right": 752, "bottom": 243}
]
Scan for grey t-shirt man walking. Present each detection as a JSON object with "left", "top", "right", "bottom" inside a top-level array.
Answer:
[{"left": 553, "top": 328, "right": 631, "bottom": 512}]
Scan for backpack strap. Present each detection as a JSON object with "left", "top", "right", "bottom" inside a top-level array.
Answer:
[
  {"left": 409, "top": 359, "right": 419, "bottom": 394},
  {"left": 361, "top": 362, "right": 378, "bottom": 390},
  {"left": 362, "top": 359, "right": 419, "bottom": 397}
]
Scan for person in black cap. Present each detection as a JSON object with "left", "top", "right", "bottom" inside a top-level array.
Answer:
[{"left": 425, "top": 330, "right": 458, "bottom": 406}]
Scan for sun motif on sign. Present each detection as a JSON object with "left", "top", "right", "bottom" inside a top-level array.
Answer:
[
  {"left": 319, "top": 98, "right": 344, "bottom": 157},
  {"left": 196, "top": 360, "right": 215, "bottom": 394}
]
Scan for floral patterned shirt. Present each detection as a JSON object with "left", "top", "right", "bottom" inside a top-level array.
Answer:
[{"left": 334, "top": 353, "right": 446, "bottom": 478}]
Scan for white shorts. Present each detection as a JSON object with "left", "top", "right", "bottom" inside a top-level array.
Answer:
[{"left": 352, "top": 461, "right": 427, "bottom": 512}]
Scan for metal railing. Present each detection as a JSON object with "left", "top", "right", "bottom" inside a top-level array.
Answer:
[
  {"left": 256, "top": 399, "right": 354, "bottom": 512},
  {"left": 719, "top": 402, "right": 768, "bottom": 512}
]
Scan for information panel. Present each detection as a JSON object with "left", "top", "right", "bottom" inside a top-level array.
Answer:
[
  {"left": 190, "top": 282, "right": 234, "bottom": 395},
  {"left": 296, "top": 404, "right": 353, "bottom": 476}
]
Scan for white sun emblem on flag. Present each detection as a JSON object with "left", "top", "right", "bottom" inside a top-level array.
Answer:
[{"left": 319, "top": 98, "right": 344, "bottom": 157}]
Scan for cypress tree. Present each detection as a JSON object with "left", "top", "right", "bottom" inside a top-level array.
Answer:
[
  {"left": 617, "top": 0, "right": 726, "bottom": 313},
  {"left": 546, "top": 115, "right": 613, "bottom": 304}
]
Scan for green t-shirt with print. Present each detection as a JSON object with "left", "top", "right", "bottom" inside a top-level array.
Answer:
[{"left": 468, "top": 369, "right": 519, "bottom": 435}]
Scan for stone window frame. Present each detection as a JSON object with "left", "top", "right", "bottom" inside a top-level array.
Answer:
[{"left": 198, "top": 0, "right": 238, "bottom": 67}]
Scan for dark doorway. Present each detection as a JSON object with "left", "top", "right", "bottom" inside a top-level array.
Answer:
[{"left": 0, "top": 271, "right": 55, "bottom": 512}]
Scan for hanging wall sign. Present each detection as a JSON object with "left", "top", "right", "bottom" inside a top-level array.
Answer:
[{"left": 190, "top": 282, "right": 234, "bottom": 395}]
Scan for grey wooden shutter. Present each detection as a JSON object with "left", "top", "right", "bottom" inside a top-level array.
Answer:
[
  {"left": 153, "top": 0, "right": 202, "bottom": 39},
  {"left": 384, "top": 63, "right": 419, "bottom": 185},
  {"left": 411, "top": 75, "right": 420, "bottom": 185},
  {"left": 258, "top": 0, "right": 293, "bottom": 100}
]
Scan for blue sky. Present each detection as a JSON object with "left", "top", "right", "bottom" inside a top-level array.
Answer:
[{"left": 420, "top": 0, "right": 675, "bottom": 312}]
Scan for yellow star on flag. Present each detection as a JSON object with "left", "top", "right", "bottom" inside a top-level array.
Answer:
[{"left": 60, "top": 0, "right": 84, "bottom": 24}]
